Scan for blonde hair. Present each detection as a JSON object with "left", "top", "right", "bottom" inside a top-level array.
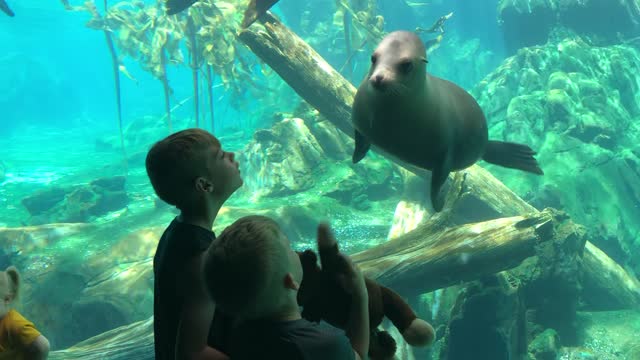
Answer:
[
  {"left": 202, "top": 215, "right": 290, "bottom": 319},
  {"left": 145, "top": 128, "right": 220, "bottom": 211},
  {"left": 0, "top": 266, "right": 21, "bottom": 303}
]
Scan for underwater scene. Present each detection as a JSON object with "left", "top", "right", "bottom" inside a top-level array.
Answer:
[{"left": 1, "top": 0, "right": 640, "bottom": 359}]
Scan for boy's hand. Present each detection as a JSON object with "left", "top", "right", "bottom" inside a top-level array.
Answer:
[{"left": 316, "top": 223, "right": 367, "bottom": 298}]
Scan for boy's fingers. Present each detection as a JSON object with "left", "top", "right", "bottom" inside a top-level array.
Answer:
[
  {"left": 317, "top": 223, "right": 337, "bottom": 250},
  {"left": 336, "top": 253, "right": 356, "bottom": 276}
]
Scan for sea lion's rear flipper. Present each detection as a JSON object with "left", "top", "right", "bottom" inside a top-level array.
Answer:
[
  {"left": 482, "top": 141, "right": 544, "bottom": 175},
  {"left": 430, "top": 153, "right": 451, "bottom": 212},
  {"left": 352, "top": 130, "right": 371, "bottom": 164}
]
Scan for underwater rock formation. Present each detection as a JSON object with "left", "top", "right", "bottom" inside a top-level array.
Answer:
[
  {"left": 237, "top": 118, "right": 325, "bottom": 197},
  {"left": 49, "top": 317, "right": 154, "bottom": 360},
  {"left": 20, "top": 176, "right": 129, "bottom": 225},
  {"left": 528, "top": 329, "right": 561, "bottom": 360},
  {"left": 471, "top": 36, "right": 640, "bottom": 276},
  {"left": 12, "top": 223, "right": 162, "bottom": 349},
  {"left": 559, "top": 309, "right": 640, "bottom": 359},
  {"left": 438, "top": 274, "right": 527, "bottom": 360},
  {"left": 237, "top": 116, "right": 403, "bottom": 209},
  {"left": 498, "top": 0, "right": 640, "bottom": 52},
  {"left": 498, "top": 0, "right": 557, "bottom": 53}
]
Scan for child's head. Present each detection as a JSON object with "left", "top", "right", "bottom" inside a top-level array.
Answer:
[
  {"left": 203, "top": 215, "right": 303, "bottom": 320},
  {"left": 0, "top": 266, "right": 20, "bottom": 318},
  {"left": 145, "top": 128, "right": 243, "bottom": 213}
]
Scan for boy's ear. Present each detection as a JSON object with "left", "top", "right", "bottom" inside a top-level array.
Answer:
[
  {"left": 284, "top": 273, "right": 300, "bottom": 291},
  {"left": 195, "top": 177, "right": 214, "bottom": 192}
]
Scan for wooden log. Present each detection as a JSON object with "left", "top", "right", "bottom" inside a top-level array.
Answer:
[
  {"left": 49, "top": 317, "right": 153, "bottom": 360},
  {"left": 237, "top": 12, "right": 640, "bottom": 308},
  {"left": 581, "top": 241, "right": 640, "bottom": 310},
  {"left": 352, "top": 173, "right": 587, "bottom": 297}
]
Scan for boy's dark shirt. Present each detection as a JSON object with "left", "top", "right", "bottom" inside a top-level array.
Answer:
[
  {"left": 153, "top": 219, "right": 234, "bottom": 359},
  {"left": 230, "top": 318, "right": 355, "bottom": 360}
]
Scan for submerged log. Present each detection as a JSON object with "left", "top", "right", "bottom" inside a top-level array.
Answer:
[
  {"left": 238, "top": 13, "right": 640, "bottom": 308},
  {"left": 581, "top": 241, "right": 640, "bottom": 309},
  {"left": 49, "top": 317, "right": 153, "bottom": 360},
  {"left": 355, "top": 207, "right": 585, "bottom": 297}
]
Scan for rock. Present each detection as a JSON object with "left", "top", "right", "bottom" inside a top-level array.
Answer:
[
  {"left": 70, "top": 259, "right": 153, "bottom": 343},
  {"left": 472, "top": 38, "right": 640, "bottom": 279},
  {"left": 238, "top": 117, "right": 404, "bottom": 205},
  {"left": 20, "top": 176, "right": 129, "bottom": 225},
  {"left": 528, "top": 329, "right": 560, "bottom": 360},
  {"left": 498, "top": 0, "right": 640, "bottom": 53},
  {"left": 237, "top": 118, "right": 324, "bottom": 198},
  {"left": 323, "top": 160, "right": 403, "bottom": 210},
  {"left": 438, "top": 274, "right": 527, "bottom": 360},
  {"left": 559, "top": 310, "right": 640, "bottom": 359},
  {"left": 498, "top": 0, "right": 557, "bottom": 54},
  {"left": 557, "top": 0, "right": 640, "bottom": 41},
  {"left": 524, "top": 183, "right": 564, "bottom": 211},
  {"left": 307, "top": 119, "right": 353, "bottom": 160},
  {"left": 49, "top": 317, "right": 154, "bottom": 360},
  {"left": 0, "top": 220, "right": 162, "bottom": 349}
]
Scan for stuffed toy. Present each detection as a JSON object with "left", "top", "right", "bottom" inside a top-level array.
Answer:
[{"left": 297, "top": 244, "right": 435, "bottom": 359}]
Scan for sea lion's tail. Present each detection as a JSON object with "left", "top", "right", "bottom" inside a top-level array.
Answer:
[{"left": 482, "top": 140, "right": 544, "bottom": 175}]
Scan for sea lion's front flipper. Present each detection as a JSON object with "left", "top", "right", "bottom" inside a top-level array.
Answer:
[
  {"left": 352, "top": 130, "right": 371, "bottom": 164},
  {"left": 430, "top": 153, "right": 452, "bottom": 212}
]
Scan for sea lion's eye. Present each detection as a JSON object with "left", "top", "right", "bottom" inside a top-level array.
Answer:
[
  {"left": 371, "top": 55, "right": 377, "bottom": 64},
  {"left": 399, "top": 61, "right": 413, "bottom": 73}
]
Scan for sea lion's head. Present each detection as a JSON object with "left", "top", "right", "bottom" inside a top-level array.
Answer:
[{"left": 366, "top": 31, "right": 427, "bottom": 97}]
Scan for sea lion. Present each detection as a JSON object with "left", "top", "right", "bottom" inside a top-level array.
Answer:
[{"left": 352, "top": 31, "right": 543, "bottom": 212}]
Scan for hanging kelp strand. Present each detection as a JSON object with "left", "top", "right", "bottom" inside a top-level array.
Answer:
[
  {"left": 342, "top": 6, "right": 353, "bottom": 79},
  {"left": 206, "top": 64, "right": 214, "bottom": 133},
  {"left": 187, "top": 15, "right": 199, "bottom": 128},
  {"left": 102, "top": 0, "right": 127, "bottom": 172},
  {"left": 160, "top": 45, "right": 173, "bottom": 132}
]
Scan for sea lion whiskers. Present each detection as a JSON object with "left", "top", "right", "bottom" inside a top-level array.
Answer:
[{"left": 387, "top": 82, "right": 411, "bottom": 97}]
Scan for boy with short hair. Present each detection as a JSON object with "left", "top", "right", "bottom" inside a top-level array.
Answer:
[
  {"left": 202, "top": 215, "right": 370, "bottom": 360},
  {"left": 145, "top": 128, "right": 242, "bottom": 360}
]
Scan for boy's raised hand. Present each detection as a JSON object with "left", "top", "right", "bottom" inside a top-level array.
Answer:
[{"left": 316, "top": 223, "right": 366, "bottom": 297}]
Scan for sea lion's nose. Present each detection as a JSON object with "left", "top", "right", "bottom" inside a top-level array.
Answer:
[{"left": 370, "top": 74, "right": 386, "bottom": 90}]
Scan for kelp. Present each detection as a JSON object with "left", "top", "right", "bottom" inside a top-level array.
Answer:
[
  {"left": 64, "top": 0, "right": 266, "bottom": 132},
  {"left": 186, "top": 15, "right": 200, "bottom": 127},
  {"left": 79, "top": 0, "right": 128, "bottom": 171}
]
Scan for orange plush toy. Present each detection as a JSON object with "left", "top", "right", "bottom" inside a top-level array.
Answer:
[{"left": 297, "top": 244, "right": 435, "bottom": 359}]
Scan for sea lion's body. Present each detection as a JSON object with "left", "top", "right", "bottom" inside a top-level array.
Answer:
[
  {"left": 352, "top": 31, "right": 542, "bottom": 211},
  {"left": 354, "top": 73, "right": 488, "bottom": 171}
]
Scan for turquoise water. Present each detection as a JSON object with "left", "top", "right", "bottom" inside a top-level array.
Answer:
[{"left": 1, "top": 0, "right": 640, "bottom": 359}]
